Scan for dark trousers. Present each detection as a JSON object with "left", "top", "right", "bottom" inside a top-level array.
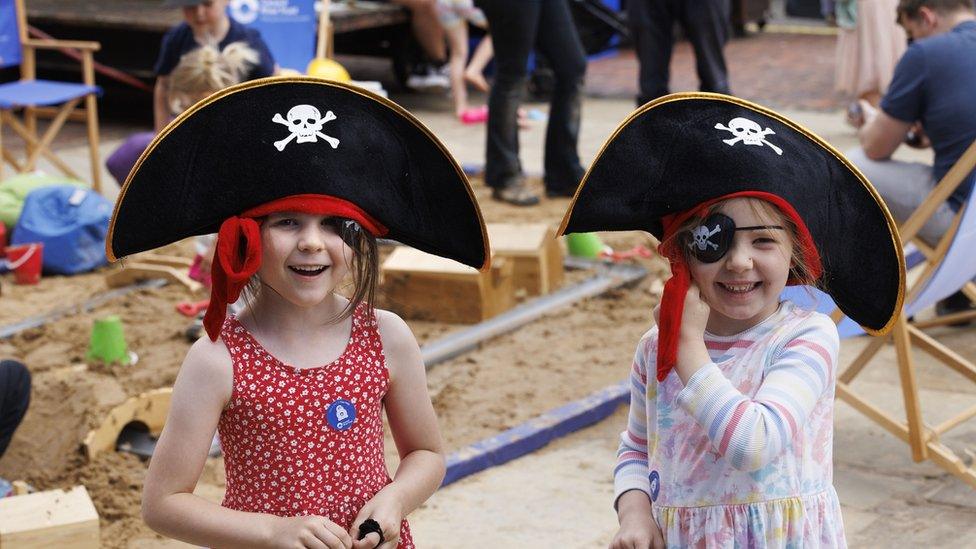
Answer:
[
  {"left": 0, "top": 360, "right": 30, "bottom": 459},
  {"left": 629, "top": 0, "right": 731, "bottom": 104},
  {"left": 479, "top": 0, "right": 587, "bottom": 192}
]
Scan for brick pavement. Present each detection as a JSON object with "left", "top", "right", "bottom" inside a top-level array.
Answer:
[{"left": 585, "top": 32, "right": 847, "bottom": 111}]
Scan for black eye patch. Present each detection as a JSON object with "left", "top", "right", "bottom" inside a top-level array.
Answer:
[
  {"left": 682, "top": 213, "right": 785, "bottom": 263},
  {"left": 323, "top": 217, "right": 362, "bottom": 247}
]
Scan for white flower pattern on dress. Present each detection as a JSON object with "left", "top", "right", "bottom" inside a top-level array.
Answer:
[{"left": 217, "top": 306, "right": 414, "bottom": 547}]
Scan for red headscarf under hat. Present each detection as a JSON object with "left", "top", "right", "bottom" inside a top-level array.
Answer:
[
  {"left": 202, "top": 194, "right": 389, "bottom": 341},
  {"left": 654, "top": 191, "right": 822, "bottom": 382}
]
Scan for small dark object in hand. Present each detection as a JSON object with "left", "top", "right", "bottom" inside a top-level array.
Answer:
[
  {"left": 357, "top": 518, "right": 384, "bottom": 546},
  {"left": 905, "top": 129, "right": 924, "bottom": 148}
]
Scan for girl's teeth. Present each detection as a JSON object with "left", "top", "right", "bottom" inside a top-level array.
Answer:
[
  {"left": 723, "top": 283, "right": 757, "bottom": 293},
  {"left": 289, "top": 266, "right": 327, "bottom": 275}
]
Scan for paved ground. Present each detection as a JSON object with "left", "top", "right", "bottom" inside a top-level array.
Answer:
[{"left": 5, "top": 19, "right": 975, "bottom": 547}]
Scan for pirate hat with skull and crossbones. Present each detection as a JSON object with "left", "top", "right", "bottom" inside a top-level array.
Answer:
[
  {"left": 107, "top": 77, "right": 490, "bottom": 338},
  {"left": 557, "top": 93, "right": 905, "bottom": 381}
]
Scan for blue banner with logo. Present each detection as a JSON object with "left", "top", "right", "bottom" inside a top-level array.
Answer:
[
  {"left": 228, "top": 0, "right": 316, "bottom": 72},
  {"left": 0, "top": 0, "right": 21, "bottom": 69}
]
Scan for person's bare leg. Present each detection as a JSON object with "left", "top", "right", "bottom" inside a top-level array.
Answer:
[
  {"left": 445, "top": 23, "right": 470, "bottom": 117},
  {"left": 393, "top": 0, "right": 446, "bottom": 61},
  {"left": 464, "top": 36, "right": 493, "bottom": 92}
]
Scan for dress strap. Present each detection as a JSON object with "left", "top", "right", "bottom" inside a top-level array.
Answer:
[
  {"left": 350, "top": 302, "right": 383, "bottom": 355},
  {"left": 219, "top": 316, "right": 252, "bottom": 366}
]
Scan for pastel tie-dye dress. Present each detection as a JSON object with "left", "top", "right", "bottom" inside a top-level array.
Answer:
[{"left": 614, "top": 301, "right": 847, "bottom": 548}]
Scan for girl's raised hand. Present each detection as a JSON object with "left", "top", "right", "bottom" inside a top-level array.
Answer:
[
  {"left": 348, "top": 488, "right": 404, "bottom": 549},
  {"left": 679, "top": 282, "right": 710, "bottom": 341},
  {"left": 265, "top": 515, "right": 352, "bottom": 549}
]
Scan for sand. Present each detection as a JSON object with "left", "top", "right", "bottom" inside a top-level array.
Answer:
[{"left": 0, "top": 184, "right": 668, "bottom": 547}]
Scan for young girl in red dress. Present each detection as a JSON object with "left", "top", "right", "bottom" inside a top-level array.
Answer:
[{"left": 109, "top": 78, "right": 490, "bottom": 548}]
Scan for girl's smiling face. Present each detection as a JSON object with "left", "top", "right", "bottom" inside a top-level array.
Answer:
[
  {"left": 687, "top": 198, "right": 794, "bottom": 335},
  {"left": 257, "top": 212, "right": 353, "bottom": 308}
]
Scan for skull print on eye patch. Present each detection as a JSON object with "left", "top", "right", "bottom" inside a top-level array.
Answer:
[{"left": 683, "top": 213, "right": 785, "bottom": 263}]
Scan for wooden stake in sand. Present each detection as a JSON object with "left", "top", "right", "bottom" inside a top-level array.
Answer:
[{"left": 0, "top": 485, "right": 99, "bottom": 548}]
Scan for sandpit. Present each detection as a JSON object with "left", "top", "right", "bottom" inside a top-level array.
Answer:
[{"left": 0, "top": 183, "right": 668, "bottom": 547}]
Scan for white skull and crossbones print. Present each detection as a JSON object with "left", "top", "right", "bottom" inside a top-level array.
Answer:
[
  {"left": 272, "top": 104, "right": 340, "bottom": 151},
  {"left": 714, "top": 116, "right": 783, "bottom": 155},
  {"left": 689, "top": 223, "right": 722, "bottom": 251}
]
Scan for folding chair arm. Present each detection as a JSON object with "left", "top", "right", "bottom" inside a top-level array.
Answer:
[
  {"left": 19, "top": 38, "right": 99, "bottom": 86},
  {"left": 22, "top": 38, "right": 101, "bottom": 52},
  {"left": 900, "top": 139, "right": 976, "bottom": 242}
]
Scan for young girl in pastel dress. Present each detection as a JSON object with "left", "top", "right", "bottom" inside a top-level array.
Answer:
[
  {"left": 108, "top": 78, "right": 490, "bottom": 548},
  {"left": 614, "top": 197, "right": 845, "bottom": 548},
  {"left": 557, "top": 93, "right": 905, "bottom": 548}
]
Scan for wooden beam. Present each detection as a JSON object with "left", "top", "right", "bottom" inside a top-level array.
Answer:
[
  {"left": 893, "top": 316, "right": 928, "bottom": 461},
  {"left": 911, "top": 309, "right": 976, "bottom": 329},
  {"left": 840, "top": 382, "right": 976, "bottom": 488},
  {"left": 105, "top": 262, "right": 202, "bottom": 293},
  {"left": 932, "top": 402, "right": 976, "bottom": 437},
  {"left": 838, "top": 334, "right": 887, "bottom": 384},
  {"left": 899, "top": 139, "right": 976, "bottom": 242},
  {"left": 907, "top": 324, "right": 976, "bottom": 384},
  {"left": 0, "top": 485, "right": 99, "bottom": 547}
]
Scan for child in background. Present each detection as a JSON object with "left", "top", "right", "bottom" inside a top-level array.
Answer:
[
  {"left": 106, "top": 42, "right": 260, "bottom": 187},
  {"left": 437, "top": 0, "right": 489, "bottom": 119},
  {"left": 110, "top": 79, "right": 490, "bottom": 548},
  {"left": 154, "top": 0, "right": 274, "bottom": 133},
  {"left": 168, "top": 42, "right": 260, "bottom": 287},
  {"left": 463, "top": 34, "right": 493, "bottom": 94},
  {"left": 557, "top": 94, "right": 905, "bottom": 548},
  {"left": 106, "top": 42, "right": 259, "bottom": 297}
]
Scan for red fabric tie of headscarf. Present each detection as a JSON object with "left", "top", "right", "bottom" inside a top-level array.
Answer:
[
  {"left": 654, "top": 191, "right": 822, "bottom": 382},
  {"left": 202, "top": 194, "right": 389, "bottom": 341}
]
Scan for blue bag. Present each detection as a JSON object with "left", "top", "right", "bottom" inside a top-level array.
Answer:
[{"left": 11, "top": 185, "right": 112, "bottom": 274}]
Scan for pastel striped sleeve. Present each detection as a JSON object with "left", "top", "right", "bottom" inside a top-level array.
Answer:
[
  {"left": 674, "top": 315, "right": 839, "bottom": 472},
  {"left": 613, "top": 333, "right": 654, "bottom": 507}
]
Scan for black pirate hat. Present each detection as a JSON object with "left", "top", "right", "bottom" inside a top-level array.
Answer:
[
  {"left": 108, "top": 77, "right": 489, "bottom": 339},
  {"left": 558, "top": 93, "right": 905, "bottom": 380},
  {"left": 108, "top": 76, "right": 487, "bottom": 266}
]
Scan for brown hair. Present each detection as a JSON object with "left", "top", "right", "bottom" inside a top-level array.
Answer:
[
  {"left": 168, "top": 41, "right": 259, "bottom": 114},
  {"left": 663, "top": 198, "right": 820, "bottom": 288},
  {"left": 897, "top": 0, "right": 974, "bottom": 20}
]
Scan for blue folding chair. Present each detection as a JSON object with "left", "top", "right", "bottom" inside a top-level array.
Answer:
[
  {"left": 785, "top": 139, "right": 976, "bottom": 488},
  {"left": 0, "top": 0, "right": 102, "bottom": 193}
]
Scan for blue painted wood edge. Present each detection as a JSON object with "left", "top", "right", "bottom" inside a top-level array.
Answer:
[{"left": 442, "top": 380, "right": 629, "bottom": 486}]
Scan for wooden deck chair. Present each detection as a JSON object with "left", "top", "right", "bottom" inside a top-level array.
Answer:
[
  {"left": 785, "top": 139, "right": 976, "bottom": 488},
  {"left": 0, "top": 0, "right": 102, "bottom": 193}
]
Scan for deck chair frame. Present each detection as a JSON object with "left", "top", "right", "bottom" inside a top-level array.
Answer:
[
  {"left": 838, "top": 139, "right": 976, "bottom": 489},
  {"left": 0, "top": 0, "right": 101, "bottom": 193}
]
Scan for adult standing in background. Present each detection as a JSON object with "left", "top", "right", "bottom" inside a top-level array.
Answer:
[
  {"left": 834, "top": 0, "right": 907, "bottom": 125},
  {"left": 628, "top": 0, "right": 731, "bottom": 105},
  {"left": 478, "top": 0, "right": 588, "bottom": 206}
]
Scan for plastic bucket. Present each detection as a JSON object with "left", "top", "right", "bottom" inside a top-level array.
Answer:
[
  {"left": 4, "top": 243, "right": 43, "bottom": 284},
  {"left": 565, "top": 232, "right": 606, "bottom": 258},
  {"left": 87, "top": 315, "right": 134, "bottom": 365}
]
